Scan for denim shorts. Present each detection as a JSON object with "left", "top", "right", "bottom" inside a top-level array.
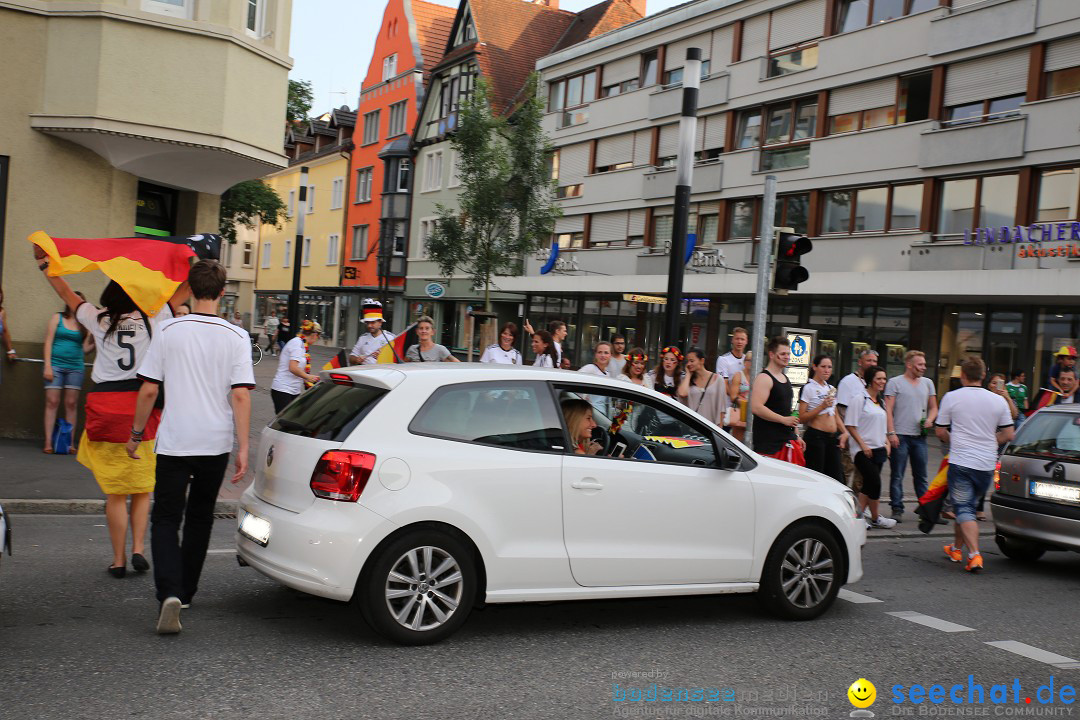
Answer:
[
  {"left": 947, "top": 464, "right": 994, "bottom": 524},
  {"left": 45, "top": 367, "right": 84, "bottom": 390}
]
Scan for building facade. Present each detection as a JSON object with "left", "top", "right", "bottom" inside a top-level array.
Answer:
[
  {"left": 0, "top": 0, "right": 292, "bottom": 437},
  {"left": 255, "top": 110, "right": 354, "bottom": 347},
  {"left": 499, "top": 0, "right": 1080, "bottom": 391},
  {"left": 223, "top": 221, "right": 259, "bottom": 330},
  {"left": 341, "top": 0, "right": 456, "bottom": 351},
  {"left": 405, "top": 0, "right": 645, "bottom": 352}
]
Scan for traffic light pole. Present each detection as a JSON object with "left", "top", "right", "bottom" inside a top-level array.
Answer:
[
  {"left": 662, "top": 48, "right": 701, "bottom": 347},
  {"left": 746, "top": 174, "right": 777, "bottom": 449},
  {"left": 287, "top": 166, "right": 309, "bottom": 334}
]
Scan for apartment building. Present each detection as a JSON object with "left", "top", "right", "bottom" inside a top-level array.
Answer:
[
  {"left": 255, "top": 109, "right": 355, "bottom": 347},
  {"left": 0, "top": 0, "right": 292, "bottom": 436},
  {"left": 404, "top": 0, "right": 645, "bottom": 351},
  {"left": 499, "top": 0, "right": 1080, "bottom": 389}
]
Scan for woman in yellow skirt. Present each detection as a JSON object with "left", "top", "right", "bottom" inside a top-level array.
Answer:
[{"left": 38, "top": 264, "right": 188, "bottom": 578}]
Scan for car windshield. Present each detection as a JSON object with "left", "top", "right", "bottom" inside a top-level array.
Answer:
[{"left": 1009, "top": 412, "right": 1080, "bottom": 462}]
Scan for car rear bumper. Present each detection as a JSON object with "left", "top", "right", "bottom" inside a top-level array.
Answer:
[
  {"left": 991, "top": 493, "right": 1080, "bottom": 552},
  {"left": 236, "top": 487, "right": 397, "bottom": 601}
]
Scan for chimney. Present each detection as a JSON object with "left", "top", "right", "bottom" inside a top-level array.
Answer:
[
  {"left": 624, "top": 0, "right": 645, "bottom": 16},
  {"left": 531, "top": 0, "right": 559, "bottom": 8}
]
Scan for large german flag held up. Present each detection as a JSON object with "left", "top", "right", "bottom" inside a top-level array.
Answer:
[{"left": 29, "top": 231, "right": 221, "bottom": 316}]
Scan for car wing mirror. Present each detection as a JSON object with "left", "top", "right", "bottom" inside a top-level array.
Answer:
[{"left": 719, "top": 446, "right": 742, "bottom": 471}]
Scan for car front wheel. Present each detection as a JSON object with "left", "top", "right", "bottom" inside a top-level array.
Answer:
[
  {"left": 995, "top": 533, "right": 1046, "bottom": 563},
  {"left": 759, "top": 523, "right": 842, "bottom": 621},
  {"left": 358, "top": 529, "right": 477, "bottom": 645}
]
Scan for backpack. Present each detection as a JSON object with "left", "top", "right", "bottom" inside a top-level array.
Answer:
[{"left": 51, "top": 418, "right": 73, "bottom": 455}]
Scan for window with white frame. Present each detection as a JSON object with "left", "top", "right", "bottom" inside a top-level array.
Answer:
[
  {"left": 302, "top": 237, "right": 312, "bottom": 266},
  {"left": 287, "top": 189, "right": 296, "bottom": 216},
  {"left": 423, "top": 150, "right": 443, "bottom": 192},
  {"left": 284, "top": 239, "right": 291, "bottom": 267},
  {"left": 141, "top": 0, "right": 192, "bottom": 19},
  {"left": 243, "top": 242, "right": 254, "bottom": 267},
  {"left": 352, "top": 225, "right": 369, "bottom": 260},
  {"left": 388, "top": 101, "right": 408, "bottom": 137},
  {"left": 327, "top": 234, "right": 339, "bottom": 265},
  {"left": 448, "top": 151, "right": 461, "bottom": 188},
  {"left": 261, "top": 242, "right": 271, "bottom": 269},
  {"left": 355, "top": 168, "right": 373, "bottom": 202},
  {"left": 383, "top": 54, "right": 398, "bottom": 81},
  {"left": 331, "top": 177, "right": 344, "bottom": 209},
  {"left": 362, "top": 111, "right": 380, "bottom": 145},
  {"left": 416, "top": 218, "right": 437, "bottom": 259},
  {"left": 306, "top": 186, "right": 315, "bottom": 213},
  {"left": 396, "top": 158, "right": 410, "bottom": 192}
]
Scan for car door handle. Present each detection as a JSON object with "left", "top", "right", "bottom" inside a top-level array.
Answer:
[{"left": 571, "top": 479, "right": 604, "bottom": 491}]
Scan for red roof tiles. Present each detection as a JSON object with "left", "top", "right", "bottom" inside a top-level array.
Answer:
[{"left": 412, "top": 0, "right": 457, "bottom": 81}]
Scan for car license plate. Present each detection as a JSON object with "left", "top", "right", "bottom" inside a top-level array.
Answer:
[
  {"left": 239, "top": 511, "right": 271, "bottom": 546},
  {"left": 1029, "top": 481, "right": 1080, "bottom": 505}
]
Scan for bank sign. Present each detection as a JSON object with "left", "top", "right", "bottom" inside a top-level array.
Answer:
[{"left": 965, "top": 220, "right": 1080, "bottom": 258}]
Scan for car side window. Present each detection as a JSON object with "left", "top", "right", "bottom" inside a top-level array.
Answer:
[
  {"left": 409, "top": 381, "right": 565, "bottom": 452},
  {"left": 556, "top": 385, "right": 718, "bottom": 468}
]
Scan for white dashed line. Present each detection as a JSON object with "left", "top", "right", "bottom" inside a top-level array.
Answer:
[
  {"left": 206, "top": 549, "right": 236, "bottom": 555},
  {"left": 985, "top": 641, "right": 1080, "bottom": 669},
  {"left": 886, "top": 611, "right": 975, "bottom": 633},
  {"left": 838, "top": 589, "right": 883, "bottom": 604}
]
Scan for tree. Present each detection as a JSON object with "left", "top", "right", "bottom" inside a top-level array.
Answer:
[
  {"left": 426, "top": 74, "right": 561, "bottom": 310},
  {"left": 287, "top": 78, "right": 314, "bottom": 126},
  {"left": 218, "top": 179, "right": 287, "bottom": 244}
]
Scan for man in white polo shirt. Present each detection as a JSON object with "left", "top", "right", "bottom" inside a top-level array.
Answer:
[{"left": 127, "top": 260, "right": 254, "bottom": 634}]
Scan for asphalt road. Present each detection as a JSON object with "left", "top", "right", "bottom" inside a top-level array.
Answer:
[{"left": 2, "top": 516, "right": 1079, "bottom": 719}]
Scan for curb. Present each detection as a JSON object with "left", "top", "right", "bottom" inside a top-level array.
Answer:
[{"left": 0, "top": 499, "right": 240, "bottom": 515}]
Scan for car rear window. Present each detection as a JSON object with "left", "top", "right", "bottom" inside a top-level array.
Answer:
[
  {"left": 270, "top": 382, "right": 386, "bottom": 442},
  {"left": 1008, "top": 412, "right": 1080, "bottom": 462}
]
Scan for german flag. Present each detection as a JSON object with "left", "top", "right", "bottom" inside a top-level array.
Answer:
[
  {"left": 29, "top": 231, "right": 221, "bottom": 316},
  {"left": 1026, "top": 388, "right": 1060, "bottom": 417},
  {"left": 916, "top": 455, "right": 950, "bottom": 533},
  {"left": 375, "top": 323, "right": 418, "bottom": 364},
  {"left": 322, "top": 349, "right": 349, "bottom": 371}
]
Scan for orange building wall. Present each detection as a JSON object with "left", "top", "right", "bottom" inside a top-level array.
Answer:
[{"left": 344, "top": 0, "right": 422, "bottom": 290}]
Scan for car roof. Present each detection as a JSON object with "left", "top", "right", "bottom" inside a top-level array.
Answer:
[{"left": 1030, "top": 404, "right": 1080, "bottom": 415}]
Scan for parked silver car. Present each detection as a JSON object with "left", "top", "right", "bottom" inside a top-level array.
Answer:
[{"left": 992, "top": 404, "right": 1080, "bottom": 561}]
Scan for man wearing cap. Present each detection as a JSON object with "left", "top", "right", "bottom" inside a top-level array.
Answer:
[
  {"left": 349, "top": 299, "right": 396, "bottom": 366},
  {"left": 1049, "top": 345, "right": 1078, "bottom": 393}
]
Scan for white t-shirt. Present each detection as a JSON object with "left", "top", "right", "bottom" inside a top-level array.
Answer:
[
  {"left": 480, "top": 343, "right": 522, "bottom": 364},
  {"left": 936, "top": 386, "right": 1013, "bottom": 471},
  {"left": 136, "top": 314, "right": 255, "bottom": 457},
  {"left": 77, "top": 302, "right": 172, "bottom": 384},
  {"left": 533, "top": 354, "right": 555, "bottom": 368},
  {"left": 578, "top": 363, "right": 612, "bottom": 378},
  {"left": 844, "top": 391, "right": 887, "bottom": 458},
  {"left": 799, "top": 378, "right": 836, "bottom": 416},
  {"left": 835, "top": 372, "right": 866, "bottom": 411},
  {"left": 272, "top": 336, "right": 308, "bottom": 395},
  {"left": 553, "top": 340, "right": 563, "bottom": 367},
  {"left": 350, "top": 330, "right": 396, "bottom": 365},
  {"left": 609, "top": 355, "right": 626, "bottom": 377},
  {"left": 715, "top": 351, "right": 746, "bottom": 380}
]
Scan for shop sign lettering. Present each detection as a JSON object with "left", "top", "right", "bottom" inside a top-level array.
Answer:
[{"left": 963, "top": 221, "right": 1080, "bottom": 245}]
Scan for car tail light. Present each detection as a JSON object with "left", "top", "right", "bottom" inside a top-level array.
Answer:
[
  {"left": 328, "top": 373, "right": 354, "bottom": 386},
  {"left": 994, "top": 461, "right": 1001, "bottom": 491},
  {"left": 310, "top": 451, "right": 376, "bottom": 502}
]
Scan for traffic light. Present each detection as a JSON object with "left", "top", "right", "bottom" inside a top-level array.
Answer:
[{"left": 772, "top": 230, "right": 812, "bottom": 293}]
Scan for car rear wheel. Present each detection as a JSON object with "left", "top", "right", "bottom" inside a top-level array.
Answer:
[
  {"left": 758, "top": 523, "right": 842, "bottom": 621},
  {"left": 358, "top": 529, "right": 476, "bottom": 645},
  {"left": 995, "top": 533, "right": 1046, "bottom": 563}
]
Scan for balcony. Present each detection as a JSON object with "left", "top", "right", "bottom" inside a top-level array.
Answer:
[
  {"left": 928, "top": 0, "right": 1037, "bottom": 56},
  {"left": 918, "top": 114, "right": 1026, "bottom": 169},
  {"left": 647, "top": 74, "right": 729, "bottom": 120},
  {"left": 641, "top": 161, "right": 723, "bottom": 200}
]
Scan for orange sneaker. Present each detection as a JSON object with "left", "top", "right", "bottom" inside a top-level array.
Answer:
[
  {"left": 944, "top": 544, "right": 963, "bottom": 563},
  {"left": 965, "top": 553, "right": 983, "bottom": 573}
]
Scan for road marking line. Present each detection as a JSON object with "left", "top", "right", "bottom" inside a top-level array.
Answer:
[
  {"left": 838, "top": 589, "right": 883, "bottom": 604},
  {"left": 985, "top": 641, "right": 1080, "bottom": 669},
  {"left": 207, "top": 549, "right": 236, "bottom": 555},
  {"left": 886, "top": 611, "right": 975, "bottom": 632}
]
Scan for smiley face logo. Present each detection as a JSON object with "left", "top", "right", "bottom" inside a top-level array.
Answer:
[{"left": 848, "top": 678, "right": 876, "bottom": 709}]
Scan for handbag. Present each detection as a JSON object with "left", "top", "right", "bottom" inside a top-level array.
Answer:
[{"left": 51, "top": 418, "right": 73, "bottom": 455}]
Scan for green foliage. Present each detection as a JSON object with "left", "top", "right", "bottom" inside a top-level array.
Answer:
[
  {"left": 219, "top": 180, "right": 287, "bottom": 244},
  {"left": 425, "top": 74, "right": 561, "bottom": 309},
  {"left": 287, "top": 79, "right": 314, "bottom": 125}
]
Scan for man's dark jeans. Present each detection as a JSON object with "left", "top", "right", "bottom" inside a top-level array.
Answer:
[
  {"left": 151, "top": 453, "right": 230, "bottom": 603},
  {"left": 889, "top": 434, "right": 928, "bottom": 512}
]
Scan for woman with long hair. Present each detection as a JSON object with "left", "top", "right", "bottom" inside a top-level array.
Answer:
[
  {"left": 677, "top": 347, "right": 728, "bottom": 427},
  {"left": 622, "top": 348, "right": 648, "bottom": 385},
  {"left": 799, "top": 355, "right": 846, "bottom": 484},
  {"left": 37, "top": 263, "right": 188, "bottom": 578},
  {"left": 646, "top": 346, "right": 683, "bottom": 399},
  {"left": 561, "top": 398, "right": 601, "bottom": 455},
  {"left": 42, "top": 291, "right": 92, "bottom": 453},
  {"left": 531, "top": 330, "right": 559, "bottom": 368},
  {"left": 844, "top": 366, "right": 897, "bottom": 529}
]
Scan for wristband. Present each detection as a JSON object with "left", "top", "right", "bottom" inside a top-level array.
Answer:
[{"left": 130, "top": 427, "right": 145, "bottom": 440}]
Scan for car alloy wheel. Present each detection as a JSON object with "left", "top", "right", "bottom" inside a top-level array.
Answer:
[
  {"left": 780, "top": 538, "right": 834, "bottom": 609},
  {"left": 384, "top": 545, "right": 464, "bottom": 632}
]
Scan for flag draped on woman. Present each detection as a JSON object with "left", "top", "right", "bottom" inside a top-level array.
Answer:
[{"left": 28, "top": 231, "right": 221, "bottom": 315}]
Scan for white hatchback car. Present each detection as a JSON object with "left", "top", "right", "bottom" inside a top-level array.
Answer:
[{"left": 237, "top": 364, "right": 865, "bottom": 644}]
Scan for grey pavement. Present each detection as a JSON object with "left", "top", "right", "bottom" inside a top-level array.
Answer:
[{"left": 1, "top": 515, "right": 1076, "bottom": 719}]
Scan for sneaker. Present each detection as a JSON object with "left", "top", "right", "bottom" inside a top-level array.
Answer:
[
  {"left": 871, "top": 515, "right": 898, "bottom": 529},
  {"left": 862, "top": 507, "right": 872, "bottom": 521},
  {"left": 891, "top": 509, "right": 904, "bottom": 523},
  {"left": 943, "top": 544, "right": 963, "bottom": 563},
  {"left": 156, "top": 596, "right": 183, "bottom": 634},
  {"left": 965, "top": 553, "right": 984, "bottom": 573}
]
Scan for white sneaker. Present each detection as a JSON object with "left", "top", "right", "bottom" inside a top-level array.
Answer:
[
  {"left": 871, "top": 515, "right": 898, "bottom": 529},
  {"left": 862, "top": 507, "right": 872, "bottom": 521},
  {"left": 156, "top": 596, "right": 183, "bottom": 634}
]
